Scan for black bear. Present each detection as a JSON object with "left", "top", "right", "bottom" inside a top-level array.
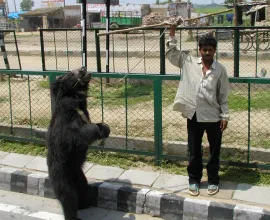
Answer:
[{"left": 46, "top": 67, "right": 110, "bottom": 220}]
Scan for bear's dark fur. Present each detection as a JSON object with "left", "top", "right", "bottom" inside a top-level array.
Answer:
[{"left": 46, "top": 67, "right": 110, "bottom": 220}]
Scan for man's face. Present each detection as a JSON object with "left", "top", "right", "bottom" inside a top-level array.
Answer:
[{"left": 199, "top": 45, "right": 216, "bottom": 62}]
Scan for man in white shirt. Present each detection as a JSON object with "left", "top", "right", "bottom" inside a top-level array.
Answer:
[{"left": 166, "top": 22, "right": 230, "bottom": 196}]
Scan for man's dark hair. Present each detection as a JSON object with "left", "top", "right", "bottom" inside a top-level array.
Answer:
[{"left": 198, "top": 33, "right": 217, "bottom": 49}]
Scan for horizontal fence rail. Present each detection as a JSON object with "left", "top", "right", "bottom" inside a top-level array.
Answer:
[
  {"left": 39, "top": 26, "right": 270, "bottom": 78},
  {"left": 0, "top": 70, "right": 270, "bottom": 170}
]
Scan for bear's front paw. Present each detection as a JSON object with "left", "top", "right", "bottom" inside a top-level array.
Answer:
[{"left": 96, "top": 123, "right": 110, "bottom": 139}]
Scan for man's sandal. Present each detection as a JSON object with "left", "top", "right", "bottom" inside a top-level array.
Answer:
[
  {"left": 207, "top": 184, "right": 219, "bottom": 195},
  {"left": 189, "top": 183, "right": 200, "bottom": 196}
]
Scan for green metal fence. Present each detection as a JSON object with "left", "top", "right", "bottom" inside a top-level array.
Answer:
[
  {"left": 40, "top": 26, "right": 270, "bottom": 78},
  {"left": 0, "top": 70, "right": 269, "bottom": 169}
]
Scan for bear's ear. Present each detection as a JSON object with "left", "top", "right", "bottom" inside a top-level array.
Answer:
[
  {"left": 77, "top": 67, "right": 87, "bottom": 78},
  {"left": 51, "top": 74, "right": 71, "bottom": 96}
]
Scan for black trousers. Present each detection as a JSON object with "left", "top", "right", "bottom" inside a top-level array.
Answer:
[{"left": 187, "top": 113, "right": 222, "bottom": 185}]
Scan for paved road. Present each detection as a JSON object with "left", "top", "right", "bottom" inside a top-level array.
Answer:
[{"left": 0, "top": 190, "right": 163, "bottom": 220}]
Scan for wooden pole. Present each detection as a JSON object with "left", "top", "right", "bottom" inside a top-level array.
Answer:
[
  {"left": 98, "top": 22, "right": 166, "bottom": 36},
  {"left": 97, "top": 8, "right": 233, "bottom": 36},
  {"left": 234, "top": 0, "right": 239, "bottom": 26}
]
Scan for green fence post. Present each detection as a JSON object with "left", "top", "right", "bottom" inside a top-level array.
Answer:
[
  {"left": 126, "top": 34, "right": 129, "bottom": 73},
  {"left": 160, "top": 28, "right": 166, "bottom": 75},
  {"left": 143, "top": 31, "right": 146, "bottom": 74},
  {"left": 39, "top": 29, "right": 46, "bottom": 71},
  {"left": 247, "top": 82, "right": 251, "bottom": 164},
  {"left": 27, "top": 76, "right": 33, "bottom": 138},
  {"left": 49, "top": 73, "right": 56, "bottom": 116},
  {"left": 7, "top": 75, "right": 13, "bottom": 135},
  {"left": 154, "top": 78, "right": 163, "bottom": 165},
  {"left": 234, "top": 27, "right": 240, "bottom": 77},
  {"left": 95, "top": 30, "right": 101, "bottom": 72},
  {"left": 13, "top": 31, "right": 22, "bottom": 70},
  {"left": 125, "top": 78, "right": 128, "bottom": 150},
  {"left": 53, "top": 31, "right": 58, "bottom": 70},
  {"left": 255, "top": 29, "right": 258, "bottom": 77},
  {"left": 65, "top": 30, "right": 70, "bottom": 71}
]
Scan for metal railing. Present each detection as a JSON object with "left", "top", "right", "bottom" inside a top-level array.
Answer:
[
  {"left": 0, "top": 70, "right": 269, "bottom": 169},
  {"left": 40, "top": 26, "right": 270, "bottom": 78}
]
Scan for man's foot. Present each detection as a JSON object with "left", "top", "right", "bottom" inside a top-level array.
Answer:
[
  {"left": 207, "top": 184, "right": 219, "bottom": 195},
  {"left": 189, "top": 183, "right": 200, "bottom": 196}
]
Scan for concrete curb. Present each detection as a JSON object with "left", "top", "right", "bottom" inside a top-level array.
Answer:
[{"left": 0, "top": 167, "right": 269, "bottom": 220}]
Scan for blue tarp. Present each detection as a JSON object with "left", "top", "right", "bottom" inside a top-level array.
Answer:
[{"left": 8, "top": 11, "right": 27, "bottom": 19}]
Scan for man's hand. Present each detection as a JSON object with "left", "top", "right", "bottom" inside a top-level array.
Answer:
[
  {"left": 164, "top": 16, "right": 184, "bottom": 37},
  {"left": 169, "top": 24, "right": 177, "bottom": 37},
  {"left": 220, "top": 120, "right": 228, "bottom": 132}
]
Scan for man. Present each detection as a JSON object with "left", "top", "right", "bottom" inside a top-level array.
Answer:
[{"left": 166, "top": 22, "right": 230, "bottom": 196}]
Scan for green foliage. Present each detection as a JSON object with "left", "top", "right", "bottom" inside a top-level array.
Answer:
[
  {"left": 38, "top": 80, "right": 50, "bottom": 89},
  {"left": 228, "top": 91, "right": 270, "bottom": 111},
  {"left": 87, "top": 82, "right": 270, "bottom": 112},
  {"left": 20, "top": 0, "right": 34, "bottom": 11},
  {"left": 0, "top": 96, "right": 8, "bottom": 103},
  {"left": 88, "top": 83, "right": 153, "bottom": 106}
]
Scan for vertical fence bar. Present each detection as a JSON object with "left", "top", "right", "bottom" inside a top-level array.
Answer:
[
  {"left": 95, "top": 30, "right": 101, "bottom": 72},
  {"left": 112, "top": 33, "right": 115, "bottom": 72},
  {"left": 255, "top": 29, "right": 258, "bottom": 77},
  {"left": 53, "top": 31, "right": 58, "bottom": 70},
  {"left": 40, "top": 29, "right": 46, "bottom": 71},
  {"left": 234, "top": 27, "right": 240, "bottom": 77},
  {"left": 27, "top": 75, "right": 33, "bottom": 138},
  {"left": 126, "top": 34, "right": 129, "bottom": 73},
  {"left": 7, "top": 75, "right": 13, "bottom": 135},
  {"left": 215, "top": 28, "right": 218, "bottom": 61},
  {"left": 13, "top": 31, "right": 22, "bottom": 70},
  {"left": 247, "top": 83, "right": 251, "bottom": 164},
  {"left": 125, "top": 78, "right": 128, "bottom": 150},
  {"left": 154, "top": 78, "right": 162, "bottom": 165},
  {"left": 196, "top": 28, "right": 199, "bottom": 58},
  {"left": 80, "top": 30, "right": 83, "bottom": 67},
  {"left": 160, "top": 28, "right": 166, "bottom": 75},
  {"left": 49, "top": 74, "right": 56, "bottom": 116},
  {"left": 143, "top": 30, "right": 146, "bottom": 74},
  {"left": 100, "top": 77, "right": 104, "bottom": 123},
  {"left": 179, "top": 28, "right": 182, "bottom": 75},
  {"left": 65, "top": 30, "right": 70, "bottom": 71}
]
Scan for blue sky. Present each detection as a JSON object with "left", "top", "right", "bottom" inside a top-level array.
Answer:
[{"left": 7, "top": 0, "right": 224, "bottom": 14}]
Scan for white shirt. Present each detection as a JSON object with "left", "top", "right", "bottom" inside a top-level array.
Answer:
[{"left": 166, "top": 36, "right": 230, "bottom": 122}]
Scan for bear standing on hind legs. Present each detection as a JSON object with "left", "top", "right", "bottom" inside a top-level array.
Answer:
[{"left": 46, "top": 67, "right": 110, "bottom": 220}]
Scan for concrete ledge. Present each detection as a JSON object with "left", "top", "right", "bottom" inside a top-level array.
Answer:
[
  {"left": 1, "top": 124, "right": 270, "bottom": 164},
  {"left": 0, "top": 167, "right": 269, "bottom": 220}
]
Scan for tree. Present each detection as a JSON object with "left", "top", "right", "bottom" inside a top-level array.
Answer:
[{"left": 20, "top": 0, "right": 34, "bottom": 11}]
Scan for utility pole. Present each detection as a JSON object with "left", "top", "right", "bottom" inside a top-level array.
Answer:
[
  {"left": 234, "top": 0, "right": 238, "bottom": 26},
  {"left": 6, "top": 0, "right": 9, "bottom": 15},
  {"left": 13, "top": 0, "right": 17, "bottom": 12}
]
